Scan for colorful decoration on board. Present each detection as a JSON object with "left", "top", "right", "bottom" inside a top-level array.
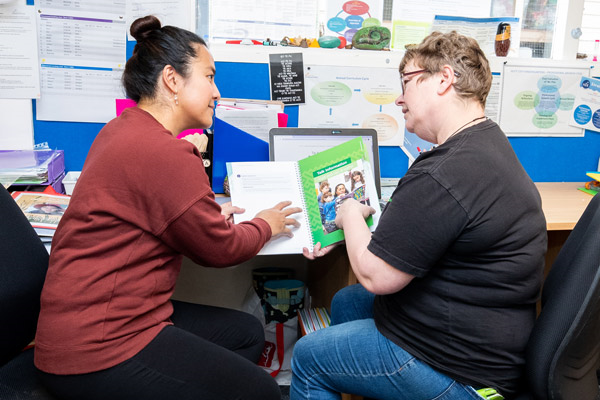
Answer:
[{"left": 352, "top": 26, "right": 391, "bottom": 50}]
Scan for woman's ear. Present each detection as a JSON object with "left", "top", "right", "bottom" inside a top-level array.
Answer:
[
  {"left": 437, "top": 65, "right": 455, "bottom": 95},
  {"left": 161, "top": 65, "right": 178, "bottom": 94}
]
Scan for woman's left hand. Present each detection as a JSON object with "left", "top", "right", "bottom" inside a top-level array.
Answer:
[{"left": 220, "top": 201, "right": 245, "bottom": 223}]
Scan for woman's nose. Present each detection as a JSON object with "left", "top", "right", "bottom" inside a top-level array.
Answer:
[{"left": 395, "top": 94, "right": 404, "bottom": 106}]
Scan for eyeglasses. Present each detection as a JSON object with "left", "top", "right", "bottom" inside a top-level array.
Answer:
[
  {"left": 400, "top": 69, "right": 462, "bottom": 94},
  {"left": 400, "top": 69, "right": 429, "bottom": 94}
]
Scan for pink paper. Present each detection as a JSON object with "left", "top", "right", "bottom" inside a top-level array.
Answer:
[
  {"left": 115, "top": 98, "right": 137, "bottom": 116},
  {"left": 278, "top": 112, "right": 288, "bottom": 127}
]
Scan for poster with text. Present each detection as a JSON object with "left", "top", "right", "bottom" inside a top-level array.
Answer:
[
  {"left": 298, "top": 65, "right": 403, "bottom": 146},
  {"left": 499, "top": 63, "right": 589, "bottom": 137},
  {"left": 570, "top": 76, "right": 600, "bottom": 133}
]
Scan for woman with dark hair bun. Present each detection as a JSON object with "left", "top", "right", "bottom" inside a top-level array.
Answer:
[{"left": 33, "top": 15, "right": 296, "bottom": 400}]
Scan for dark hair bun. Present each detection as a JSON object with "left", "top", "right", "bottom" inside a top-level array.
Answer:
[{"left": 130, "top": 15, "right": 161, "bottom": 42}]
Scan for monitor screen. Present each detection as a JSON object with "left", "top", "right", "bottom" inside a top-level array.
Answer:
[{"left": 269, "top": 128, "right": 381, "bottom": 198}]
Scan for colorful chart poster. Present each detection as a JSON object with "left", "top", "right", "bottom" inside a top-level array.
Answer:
[
  {"left": 499, "top": 63, "right": 588, "bottom": 137},
  {"left": 325, "top": 0, "right": 383, "bottom": 44},
  {"left": 298, "top": 65, "right": 403, "bottom": 146},
  {"left": 570, "top": 76, "right": 600, "bottom": 133}
]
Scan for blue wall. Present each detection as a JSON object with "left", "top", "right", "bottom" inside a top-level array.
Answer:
[{"left": 32, "top": 41, "right": 600, "bottom": 182}]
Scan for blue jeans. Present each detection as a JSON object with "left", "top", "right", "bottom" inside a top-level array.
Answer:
[{"left": 290, "top": 284, "right": 483, "bottom": 400}]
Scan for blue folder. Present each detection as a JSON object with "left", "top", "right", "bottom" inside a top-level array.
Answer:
[{"left": 212, "top": 118, "right": 269, "bottom": 193}]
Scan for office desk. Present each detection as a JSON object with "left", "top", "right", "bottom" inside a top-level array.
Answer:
[
  {"left": 536, "top": 182, "right": 592, "bottom": 230},
  {"left": 535, "top": 182, "right": 593, "bottom": 275}
]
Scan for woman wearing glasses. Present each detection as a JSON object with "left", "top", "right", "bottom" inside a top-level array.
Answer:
[{"left": 292, "top": 31, "right": 547, "bottom": 400}]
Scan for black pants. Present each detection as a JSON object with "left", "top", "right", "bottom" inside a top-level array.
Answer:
[{"left": 36, "top": 300, "right": 281, "bottom": 400}]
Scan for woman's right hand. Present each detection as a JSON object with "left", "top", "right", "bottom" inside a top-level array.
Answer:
[{"left": 255, "top": 201, "right": 302, "bottom": 238}]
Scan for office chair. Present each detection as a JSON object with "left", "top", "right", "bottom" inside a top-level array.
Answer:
[
  {"left": 516, "top": 192, "right": 600, "bottom": 400},
  {"left": 0, "top": 186, "right": 58, "bottom": 399}
]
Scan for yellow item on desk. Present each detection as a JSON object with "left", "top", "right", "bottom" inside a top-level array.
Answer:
[
  {"left": 579, "top": 171, "right": 600, "bottom": 196},
  {"left": 587, "top": 171, "right": 600, "bottom": 182}
]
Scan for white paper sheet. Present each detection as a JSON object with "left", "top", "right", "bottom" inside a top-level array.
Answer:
[
  {"left": 209, "top": 0, "right": 319, "bottom": 41},
  {"left": 34, "top": 0, "right": 126, "bottom": 123},
  {"left": 215, "top": 108, "right": 278, "bottom": 143},
  {"left": 485, "top": 71, "right": 503, "bottom": 122},
  {"left": 126, "top": 1, "right": 192, "bottom": 41},
  {"left": 0, "top": 99, "right": 33, "bottom": 149},
  {"left": 390, "top": 0, "right": 491, "bottom": 50},
  {"left": 0, "top": 3, "right": 40, "bottom": 99},
  {"left": 228, "top": 161, "right": 312, "bottom": 255}
]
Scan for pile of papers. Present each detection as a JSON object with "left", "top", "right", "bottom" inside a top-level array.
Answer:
[
  {"left": 0, "top": 149, "right": 65, "bottom": 189},
  {"left": 10, "top": 191, "right": 70, "bottom": 253}
]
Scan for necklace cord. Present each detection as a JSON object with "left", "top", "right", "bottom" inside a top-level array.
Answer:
[{"left": 447, "top": 116, "right": 487, "bottom": 139}]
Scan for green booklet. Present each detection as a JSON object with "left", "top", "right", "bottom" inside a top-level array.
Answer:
[{"left": 227, "top": 137, "right": 381, "bottom": 255}]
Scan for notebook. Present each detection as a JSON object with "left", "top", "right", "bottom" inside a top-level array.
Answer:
[
  {"left": 228, "top": 137, "right": 380, "bottom": 254},
  {"left": 268, "top": 128, "right": 381, "bottom": 198}
]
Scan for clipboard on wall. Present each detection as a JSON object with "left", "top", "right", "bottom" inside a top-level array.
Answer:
[{"left": 211, "top": 98, "right": 286, "bottom": 194}]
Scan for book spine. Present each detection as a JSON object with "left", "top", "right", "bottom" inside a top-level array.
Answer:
[{"left": 295, "top": 163, "right": 314, "bottom": 251}]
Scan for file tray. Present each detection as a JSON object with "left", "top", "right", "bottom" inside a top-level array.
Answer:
[{"left": 0, "top": 149, "right": 65, "bottom": 186}]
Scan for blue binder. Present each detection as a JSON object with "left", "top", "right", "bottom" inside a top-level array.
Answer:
[{"left": 212, "top": 118, "right": 269, "bottom": 193}]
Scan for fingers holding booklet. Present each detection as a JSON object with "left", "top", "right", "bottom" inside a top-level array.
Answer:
[{"left": 227, "top": 137, "right": 381, "bottom": 255}]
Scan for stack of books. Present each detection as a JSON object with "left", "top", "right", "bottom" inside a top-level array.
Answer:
[
  {"left": 298, "top": 307, "right": 331, "bottom": 336},
  {"left": 10, "top": 191, "right": 70, "bottom": 253}
]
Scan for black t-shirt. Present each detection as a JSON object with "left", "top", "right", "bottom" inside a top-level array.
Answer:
[{"left": 368, "top": 120, "right": 547, "bottom": 398}]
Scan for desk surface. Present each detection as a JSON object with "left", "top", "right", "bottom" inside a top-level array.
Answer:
[
  {"left": 535, "top": 182, "right": 593, "bottom": 231},
  {"left": 220, "top": 182, "right": 592, "bottom": 231}
]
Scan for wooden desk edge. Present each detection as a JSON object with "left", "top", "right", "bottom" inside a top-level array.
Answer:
[{"left": 534, "top": 182, "right": 592, "bottom": 231}]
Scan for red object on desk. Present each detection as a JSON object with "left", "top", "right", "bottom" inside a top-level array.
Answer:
[{"left": 43, "top": 185, "right": 60, "bottom": 195}]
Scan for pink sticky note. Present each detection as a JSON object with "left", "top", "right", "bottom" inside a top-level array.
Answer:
[
  {"left": 116, "top": 99, "right": 137, "bottom": 116},
  {"left": 278, "top": 112, "right": 288, "bottom": 127}
]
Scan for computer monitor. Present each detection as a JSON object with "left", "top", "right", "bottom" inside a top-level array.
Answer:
[{"left": 269, "top": 128, "right": 381, "bottom": 198}]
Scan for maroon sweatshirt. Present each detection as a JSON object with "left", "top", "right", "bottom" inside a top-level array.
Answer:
[{"left": 35, "top": 107, "right": 270, "bottom": 374}]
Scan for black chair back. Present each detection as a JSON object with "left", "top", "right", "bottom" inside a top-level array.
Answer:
[
  {"left": 0, "top": 186, "right": 56, "bottom": 399},
  {"left": 525, "top": 193, "right": 600, "bottom": 400}
]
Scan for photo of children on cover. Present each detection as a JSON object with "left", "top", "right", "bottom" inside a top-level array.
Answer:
[{"left": 315, "top": 160, "right": 371, "bottom": 235}]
